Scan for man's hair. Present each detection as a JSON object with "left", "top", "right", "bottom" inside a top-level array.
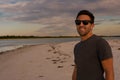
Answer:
[{"left": 76, "top": 10, "right": 95, "bottom": 23}]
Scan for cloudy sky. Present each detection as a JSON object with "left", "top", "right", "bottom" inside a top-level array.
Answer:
[{"left": 0, "top": 0, "right": 120, "bottom": 36}]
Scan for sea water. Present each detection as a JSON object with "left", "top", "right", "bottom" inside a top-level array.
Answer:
[
  {"left": 0, "top": 37, "right": 119, "bottom": 53},
  {"left": 0, "top": 38, "right": 80, "bottom": 53}
]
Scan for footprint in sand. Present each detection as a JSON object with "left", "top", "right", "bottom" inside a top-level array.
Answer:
[
  {"left": 57, "top": 65, "right": 63, "bottom": 68},
  {"left": 38, "top": 75, "right": 44, "bottom": 78}
]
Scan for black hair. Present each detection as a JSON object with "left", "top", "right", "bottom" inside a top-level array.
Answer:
[{"left": 76, "top": 10, "right": 95, "bottom": 23}]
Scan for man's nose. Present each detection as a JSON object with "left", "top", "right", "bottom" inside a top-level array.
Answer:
[
  {"left": 78, "top": 22, "right": 84, "bottom": 27},
  {"left": 80, "top": 22, "right": 84, "bottom": 26}
]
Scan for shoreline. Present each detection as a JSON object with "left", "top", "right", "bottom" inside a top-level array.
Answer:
[
  {"left": 0, "top": 37, "right": 119, "bottom": 55},
  {"left": 0, "top": 43, "right": 52, "bottom": 55},
  {"left": 0, "top": 40, "right": 119, "bottom": 80},
  {"left": 0, "top": 41, "right": 77, "bottom": 80}
]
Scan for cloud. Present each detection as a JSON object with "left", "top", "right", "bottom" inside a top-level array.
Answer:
[
  {"left": 94, "top": 19, "right": 106, "bottom": 25},
  {"left": 79, "top": 0, "right": 120, "bottom": 15},
  {"left": 0, "top": 0, "right": 120, "bottom": 36},
  {"left": 0, "top": 0, "right": 32, "bottom": 4},
  {"left": 36, "top": 25, "right": 76, "bottom": 36},
  {"left": 1, "top": 0, "right": 120, "bottom": 22},
  {"left": 109, "top": 19, "right": 120, "bottom": 22}
]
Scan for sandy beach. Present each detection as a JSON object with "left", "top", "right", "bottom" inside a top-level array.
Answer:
[{"left": 0, "top": 40, "right": 120, "bottom": 80}]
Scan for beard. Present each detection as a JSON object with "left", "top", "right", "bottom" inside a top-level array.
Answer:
[{"left": 77, "top": 27, "right": 92, "bottom": 37}]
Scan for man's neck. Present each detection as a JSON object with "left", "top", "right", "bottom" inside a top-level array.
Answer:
[{"left": 81, "top": 33, "right": 93, "bottom": 41}]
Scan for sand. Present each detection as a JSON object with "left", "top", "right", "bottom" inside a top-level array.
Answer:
[{"left": 0, "top": 40, "right": 119, "bottom": 80}]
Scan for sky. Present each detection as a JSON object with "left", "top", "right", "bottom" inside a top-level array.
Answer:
[{"left": 0, "top": 0, "right": 120, "bottom": 36}]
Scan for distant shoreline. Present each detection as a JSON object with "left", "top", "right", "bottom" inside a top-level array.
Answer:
[{"left": 0, "top": 35, "right": 120, "bottom": 39}]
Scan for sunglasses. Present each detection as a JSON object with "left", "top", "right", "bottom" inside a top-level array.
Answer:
[{"left": 75, "top": 20, "right": 93, "bottom": 25}]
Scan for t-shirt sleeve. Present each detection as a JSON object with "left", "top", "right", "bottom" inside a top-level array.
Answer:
[{"left": 97, "top": 39, "right": 113, "bottom": 61}]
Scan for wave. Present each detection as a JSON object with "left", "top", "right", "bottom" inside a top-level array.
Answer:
[{"left": 0, "top": 45, "right": 24, "bottom": 53}]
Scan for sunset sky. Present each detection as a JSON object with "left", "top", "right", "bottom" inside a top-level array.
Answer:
[{"left": 0, "top": 0, "right": 120, "bottom": 36}]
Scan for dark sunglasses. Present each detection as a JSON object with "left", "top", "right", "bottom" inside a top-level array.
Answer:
[{"left": 75, "top": 20, "right": 93, "bottom": 25}]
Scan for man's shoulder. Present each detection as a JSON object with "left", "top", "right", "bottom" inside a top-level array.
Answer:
[
  {"left": 94, "top": 35, "right": 110, "bottom": 47},
  {"left": 93, "top": 35, "right": 107, "bottom": 42},
  {"left": 74, "top": 41, "right": 81, "bottom": 47}
]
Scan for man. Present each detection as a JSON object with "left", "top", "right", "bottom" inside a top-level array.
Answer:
[{"left": 72, "top": 10, "right": 114, "bottom": 80}]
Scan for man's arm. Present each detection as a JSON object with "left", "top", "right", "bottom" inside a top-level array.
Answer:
[
  {"left": 102, "top": 58, "right": 114, "bottom": 80},
  {"left": 72, "top": 65, "right": 77, "bottom": 80}
]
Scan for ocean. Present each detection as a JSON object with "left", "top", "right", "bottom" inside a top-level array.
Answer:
[
  {"left": 0, "top": 38, "right": 80, "bottom": 53},
  {"left": 0, "top": 37, "right": 120, "bottom": 53}
]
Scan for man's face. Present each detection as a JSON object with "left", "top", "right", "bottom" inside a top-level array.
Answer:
[{"left": 75, "top": 15, "right": 94, "bottom": 36}]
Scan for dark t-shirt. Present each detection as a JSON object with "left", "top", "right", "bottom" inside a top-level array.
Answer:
[{"left": 74, "top": 35, "right": 112, "bottom": 80}]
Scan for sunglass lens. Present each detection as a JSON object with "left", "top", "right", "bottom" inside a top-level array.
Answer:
[
  {"left": 82, "top": 21, "right": 89, "bottom": 25},
  {"left": 75, "top": 20, "right": 81, "bottom": 25}
]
